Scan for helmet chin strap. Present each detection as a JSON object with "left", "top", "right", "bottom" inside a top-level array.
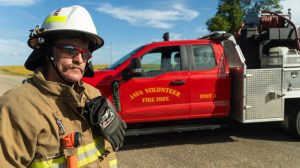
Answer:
[{"left": 50, "top": 56, "right": 74, "bottom": 86}]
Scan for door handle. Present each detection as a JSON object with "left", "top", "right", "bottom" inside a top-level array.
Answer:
[{"left": 171, "top": 80, "right": 186, "bottom": 85}]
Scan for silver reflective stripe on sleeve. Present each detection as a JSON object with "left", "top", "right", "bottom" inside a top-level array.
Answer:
[{"left": 77, "top": 136, "right": 105, "bottom": 167}]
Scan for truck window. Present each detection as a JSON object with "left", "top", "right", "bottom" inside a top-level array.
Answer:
[
  {"left": 141, "top": 52, "right": 161, "bottom": 76},
  {"left": 222, "top": 40, "right": 244, "bottom": 68},
  {"left": 193, "top": 45, "right": 216, "bottom": 70},
  {"left": 108, "top": 46, "right": 145, "bottom": 69},
  {"left": 140, "top": 46, "right": 180, "bottom": 77}
]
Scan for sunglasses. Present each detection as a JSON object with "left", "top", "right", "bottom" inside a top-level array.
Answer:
[{"left": 54, "top": 44, "right": 92, "bottom": 61}]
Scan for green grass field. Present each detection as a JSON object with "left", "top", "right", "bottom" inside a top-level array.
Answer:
[
  {"left": 0, "top": 65, "right": 109, "bottom": 76},
  {"left": 0, "top": 66, "right": 33, "bottom": 76}
]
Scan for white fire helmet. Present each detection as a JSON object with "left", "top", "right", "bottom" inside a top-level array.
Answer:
[{"left": 25, "top": 5, "right": 103, "bottom": 74}]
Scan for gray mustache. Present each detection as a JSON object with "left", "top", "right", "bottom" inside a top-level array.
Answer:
[{"left": 64, "top": 64, "right": 84, "bottom": 73}]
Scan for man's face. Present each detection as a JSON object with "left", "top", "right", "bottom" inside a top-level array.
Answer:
[{"left": 51, "top": 38, "right": 90, "bottom": 83}]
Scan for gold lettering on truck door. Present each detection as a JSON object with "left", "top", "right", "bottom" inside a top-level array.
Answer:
[
  {"left": 129, "top": 90, "right": 144, "bottom": 100},
  {"left": 199, "top": 93, "right": 216, "bottom": 99},
  {"left": 129, "top": 87, "right": 182, "bottom": 103}
]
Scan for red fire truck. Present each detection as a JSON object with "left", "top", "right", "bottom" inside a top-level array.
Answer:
[{"left": 83, "top": 11, "right": 300, "bottom": 138}]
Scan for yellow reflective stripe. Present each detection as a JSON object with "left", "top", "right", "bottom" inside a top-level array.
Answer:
[
  {"left": 28, "top": 156, "right": 66, "bottom": 168},
  {"left": 45, "top": 16, "right": 67, "bottom": 23},
  {"left": 78, "top": 153, "right": 99, "bottom": 167},
  {"left": 77, "top": 136, "right": 105, "bottom": 167},
  {"left": 29, "top": 136, "right": 105, "bottom": 168},
  {"left": 77, "top": 136, "right": 103, "bottom": 155},
  {"left": 109, "top": 159, "right": 118, "bottom": 168}
]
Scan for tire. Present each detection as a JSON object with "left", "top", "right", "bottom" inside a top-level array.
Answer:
[{"left": 283, "top": 107, "right": 300, "bottom": 139}]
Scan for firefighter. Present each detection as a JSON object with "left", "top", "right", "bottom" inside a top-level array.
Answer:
[{"left": 0, "top": 5, "right": 126, "bottom": 168}]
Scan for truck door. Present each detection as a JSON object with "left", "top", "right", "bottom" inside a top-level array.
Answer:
[
  {"left": 188, "top": 44, "right": 231, "bottom": 118},
  {"left": 119, "top": 45, "right": 190, "bottom": 123}
]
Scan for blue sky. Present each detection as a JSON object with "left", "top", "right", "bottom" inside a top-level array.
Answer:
[{"left": 0, "top": 0, "right": 298, "bottom": 66}]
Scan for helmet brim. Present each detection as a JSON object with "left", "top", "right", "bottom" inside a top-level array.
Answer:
[{"left": 25, "top": 49, "right": 47, "bottom": 71}]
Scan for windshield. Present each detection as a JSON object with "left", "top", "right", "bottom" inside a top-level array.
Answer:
[{"left": 108, "top": 46, "right": 145, "bottom": 69}]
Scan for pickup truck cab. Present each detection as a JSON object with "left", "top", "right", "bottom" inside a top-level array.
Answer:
[{"left": 83, "top": 38, "right": 231, "bottom": 124}]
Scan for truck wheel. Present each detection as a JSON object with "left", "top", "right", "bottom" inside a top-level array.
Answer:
[{"left": 283, "top": 107, "right": 300, "bottom": 139}]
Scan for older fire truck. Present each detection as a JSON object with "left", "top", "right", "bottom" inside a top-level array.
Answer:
[{"left": 83, "top": 11, "right": 300, "bottom": 138}]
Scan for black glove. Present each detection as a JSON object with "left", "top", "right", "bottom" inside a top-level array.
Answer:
[{"left": 83, "top": 96, "right": 127, "bottom": 151}]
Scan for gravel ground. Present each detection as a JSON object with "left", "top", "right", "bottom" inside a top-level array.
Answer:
[
  {"left": 118, "top": 122, "right": 300, "bottom": 168},
  {"left": 0, "top": 73, "right": 25, "bottom": 95}
]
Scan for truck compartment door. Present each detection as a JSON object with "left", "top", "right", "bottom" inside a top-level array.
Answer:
[{"left": 243, "top": 68, "right": 284, "bottom": 123}]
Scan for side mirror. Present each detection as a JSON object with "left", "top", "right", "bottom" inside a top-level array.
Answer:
[
  {"left": 123, "top": 58, "right": 143, "bottom": 79},
  {"left": 130, "top": 58, "right": 142, "bottom": 76}
]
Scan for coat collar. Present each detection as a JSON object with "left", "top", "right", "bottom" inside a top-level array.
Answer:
[{"left": 32, "top": 69, "right": 86, "bottom": 108}]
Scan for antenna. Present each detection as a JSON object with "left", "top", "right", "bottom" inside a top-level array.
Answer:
[{"left": 110, "top": 42, "right": 112, "bottom": 66}]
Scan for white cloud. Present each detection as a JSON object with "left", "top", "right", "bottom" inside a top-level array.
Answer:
[
  {"left": 0, "top": 0, "right": 40, "bottom": 6},
  {"left": 0, "top": 39, "right": 31, "bottom": 65},
  {"left": 96, "top": 3, "right": 198, "bottom": 29},
  {"left": 281, "top": 0, "right": 300, "bottom": 26}
]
